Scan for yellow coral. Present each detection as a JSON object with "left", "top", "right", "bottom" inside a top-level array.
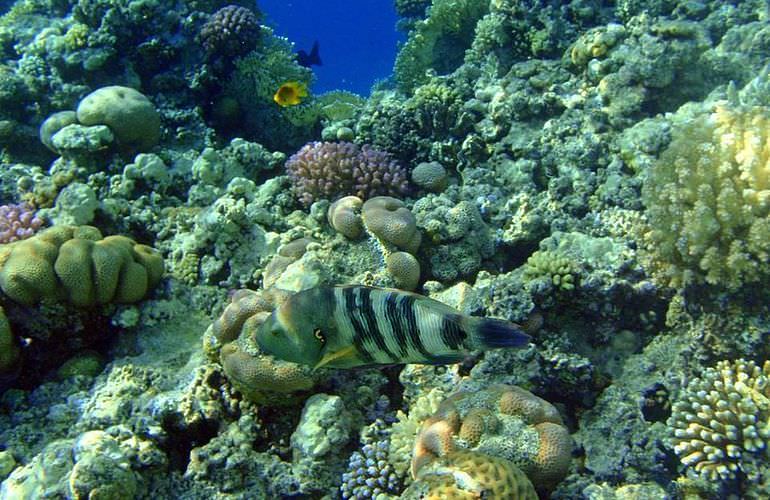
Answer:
[
  {"left": 669, "top": 358, "right": 770, "bottom": 481},
  {"left": 411, "top": 384, "right": 572, "bottom": 490},
  {"left": 643, "top": 103, "right": 770, "bottom": 289},
  {"left": 0, "top": 226, "right": 164, "bottom": 307},
  {"left": 401, "top": 450, "right": 538, "bottom": 500},
  {"left": 0, "top": 306, "right": 19, "bottom": 373}
]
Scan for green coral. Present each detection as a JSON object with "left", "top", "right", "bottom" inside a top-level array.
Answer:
[
  {"left": 669, "top": 359, "right": 770, "bottom": 481},
  {"left": 0, "top": 225, "right": 164, "bottom": 307},
  {"left": 523, "top": 250, "right": 579, "bottom": 292},
  {"left": 225, "top": 28, "right": 317, "bottom": 151},
  {"left": 394, "top": 0, "right": 489, "bottom": 93},
  {"left": 642, "top": 103, "right": 770, "bottom": 289}
]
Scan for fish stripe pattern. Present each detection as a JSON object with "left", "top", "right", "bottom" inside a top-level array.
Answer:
[
  {"left": 341, "top": 287, "right": 374, "bottom": 363},
  {"left": 384, "top": 291, "right": 410, "bottom": 358},
  {"left": 358, "top": 287, "right": 398, "bottom": 362},
  {"left": 372, "top": 290, "right": 404, "bottom": 361},
  {"left": 399, "top": 293, "right": 433, "bottom": 360},
  {"left": 440, "top": 315, "right": 466, "bottom": 350}
]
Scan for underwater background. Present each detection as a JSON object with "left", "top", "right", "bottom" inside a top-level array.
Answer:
[{"left": 0, "top": 0, "right": 770, "bottom": 498}]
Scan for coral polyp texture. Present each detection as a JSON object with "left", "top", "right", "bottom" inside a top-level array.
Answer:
[
  {"left": 0, "top": 225, "right": 163, "bottom": 307},
  {"left": 412, "top": 384, "right": 572, "bottom": 489},
  {"left": 668, "top": 359, "right": 770, "bottom": 481},
  {"left": 402, "top": 449, "right": 538, "bottom": 499},
  {"left": 285, "top": 141, "right": 410, "bottom": 207},
  {"left": 340, "top": 421, "right": 403, "bottom": 499},
  {"left": 642, "top": 103, "right": 770, "bottom": 289},
  {"left": 0, "top": 202, "right": 44, "bottom": 244},
  {"left": 199, "top": 5, "right": 261, "bottom": 58}
]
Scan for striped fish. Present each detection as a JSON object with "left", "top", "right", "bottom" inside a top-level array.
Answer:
[{"left": 253, "top": 285, "right": 530, "bottom": 369}]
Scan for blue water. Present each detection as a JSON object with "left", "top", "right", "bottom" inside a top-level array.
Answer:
[{"left": 258, "top": 0, "right": 404, "bottom": 96}]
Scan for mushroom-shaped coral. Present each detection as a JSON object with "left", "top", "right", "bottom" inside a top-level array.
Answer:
[
  {"left": 362, "top": 196, "right": 422, "bottom": 254},
  {"left": 401, "top": 449, "right": 537, "bottom": 499},
  {"left": 411, "top": 384, "right": 572, "bottom": 489},
  {"left": 328, "top": 196, "right": 364, "bottom": 239},
  {"left": 286, "top": 142, "right": 410, "bottom": 207},
  {"left": 668, "top": 358, "right": 770, "bottom": 481},
  {"left": 0, "top": 226, "right": 164, "bottom": 307}
]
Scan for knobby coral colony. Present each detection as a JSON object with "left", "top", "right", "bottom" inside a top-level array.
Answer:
[{"left": 1, "top": 0, "right": 770, "bottom": 498}]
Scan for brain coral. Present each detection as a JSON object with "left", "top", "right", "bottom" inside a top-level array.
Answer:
[
  {"left": 401, "top": 449, "right": 537, "bottom": 499},
  {"left": 0, "top": 225, "right": 163, "bottom": 307},
  {"left": 412, "top": 384, "right": 572, "bottom": 489},
  {"left": 669, "top": 358, "right": 770, "bottom": 481},
  {"left": 286, "top": 141, "right": 410, "bottom": 207},
  {"left": 642, "top": 103, "right": 770, "bottom": 289}
]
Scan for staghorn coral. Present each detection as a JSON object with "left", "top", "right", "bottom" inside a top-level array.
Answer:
[
  {"left": 401, "top": 449, "right": 538, "bottom": 499},
  {"left": 0, "top": 202, "right": 44, "bottom": 244},
  {"left": 0, "top": 225, "right": 163, "bottom": 307},
  {"left": 642, "top": 103, "right": 770, "bottom": 290},
  {"left": 411, "top": 384, "right": 572, "bottom": 489},
  {"left": 286, "top": 142, "right": 410, "bottom": 207},
  {"left": 668, "top": 358, "right": 770, "bottom": 481},
  {"left": 199, "top": 5, "right": 261, "bottom": 58}
]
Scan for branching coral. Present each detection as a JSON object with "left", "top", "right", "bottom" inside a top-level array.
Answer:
[
  {"left": 0, "top": 202, "right": 44, "bottom": 244},
  {"left": 642, "top": 103, "right": 770, "bottom": 289},
  {"left": 669, "top": 359, "right": 770, "bottom": 481},
  {"left": 286, "top": 142, "right": 410, "bottom": 207}
]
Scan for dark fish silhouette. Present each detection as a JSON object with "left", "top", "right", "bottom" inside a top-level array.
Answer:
[{"left": 297, "top": 41, "right": 322, "bottom": 67}]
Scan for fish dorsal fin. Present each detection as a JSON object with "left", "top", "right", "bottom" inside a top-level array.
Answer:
[{"left": 314, "top": 345, "right": 358, "bottom": 370}]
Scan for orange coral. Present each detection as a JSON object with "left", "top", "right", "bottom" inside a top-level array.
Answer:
[{"left": 411, "top": 384, "right": 572, "bottom": 490}]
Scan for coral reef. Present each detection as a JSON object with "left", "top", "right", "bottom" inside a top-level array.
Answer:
[
  {"left": 0, "top": 225, "right": 163, "bottom": 307},
  {"left": 340, "top": 420, "right": 403, "bottom": 499},
  {"left": 199, "top": 5, "right": 261, "bottom": 58},
  {"left": 642, "top": 102, "right": 770, "bottom": 290},
  {"left": 669, "top": 359, "right": 770, "bottom": 481},
  {"left": 286, "top": 142, "right": 411, "bottom": 207},
  {"left": 411, "top": 384, "right": 573, "bottom": 489},
  {"left": 0, "top": 202, "right": 44, "bottom": 244},
  {"left": 402, "top": 449, "right": 538, "bottom": 499}
]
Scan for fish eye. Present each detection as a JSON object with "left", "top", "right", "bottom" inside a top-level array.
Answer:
[{"left": 313, "top": 328, "right": 325, "bottom": 344}]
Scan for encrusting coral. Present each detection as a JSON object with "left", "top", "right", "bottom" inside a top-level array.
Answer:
[
  {"left": 668, "top": 358, "right": 770, "bottom": 481},
  {"left": 0, "top": 225, "right": 164, "bottom": 307},
  {"left": 411, "top": 384, "right": 572, "bottom": 489}
]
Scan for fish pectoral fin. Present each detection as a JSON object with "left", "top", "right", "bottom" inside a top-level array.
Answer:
[{"left": 314, "top": 345, "right": 358, "bottom": 369}]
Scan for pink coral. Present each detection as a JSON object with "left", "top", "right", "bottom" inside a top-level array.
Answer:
[
  {"left": 0, "top": 202, "right": 44, "bottom": 244},
  {"left": 286, "top": 141, "right": 411, "bottom": 207}
]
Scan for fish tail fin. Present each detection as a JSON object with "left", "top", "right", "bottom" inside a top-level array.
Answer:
[
  {"left": 464, "top": 316, "right": 531, "bottom": 350},
  {"left": 309, "top": 40, "right": 322, "bottom": 65}
]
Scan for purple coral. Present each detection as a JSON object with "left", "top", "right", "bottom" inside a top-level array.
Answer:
[
  {"left": 199, "top": 5, "right": 261, "bottom": 57},
  {"left": 0, "top": 202, "right": 44, "bottom": 244},
  {"left": 286, "top": 141, "right": 411, "bottom": 207}
]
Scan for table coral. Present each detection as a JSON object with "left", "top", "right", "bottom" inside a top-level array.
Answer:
[
  {"left": 0, "top": 225, "right": 163, "bottom": 307},
  {"left": 642, "top": 103, "right": 770, "bottom": 289},
  {"left": 669, "top": 358, "right": 770, "bottom": 481},
  {"left": 411, "top": 384, "right": 572, "bottom": 489}
]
